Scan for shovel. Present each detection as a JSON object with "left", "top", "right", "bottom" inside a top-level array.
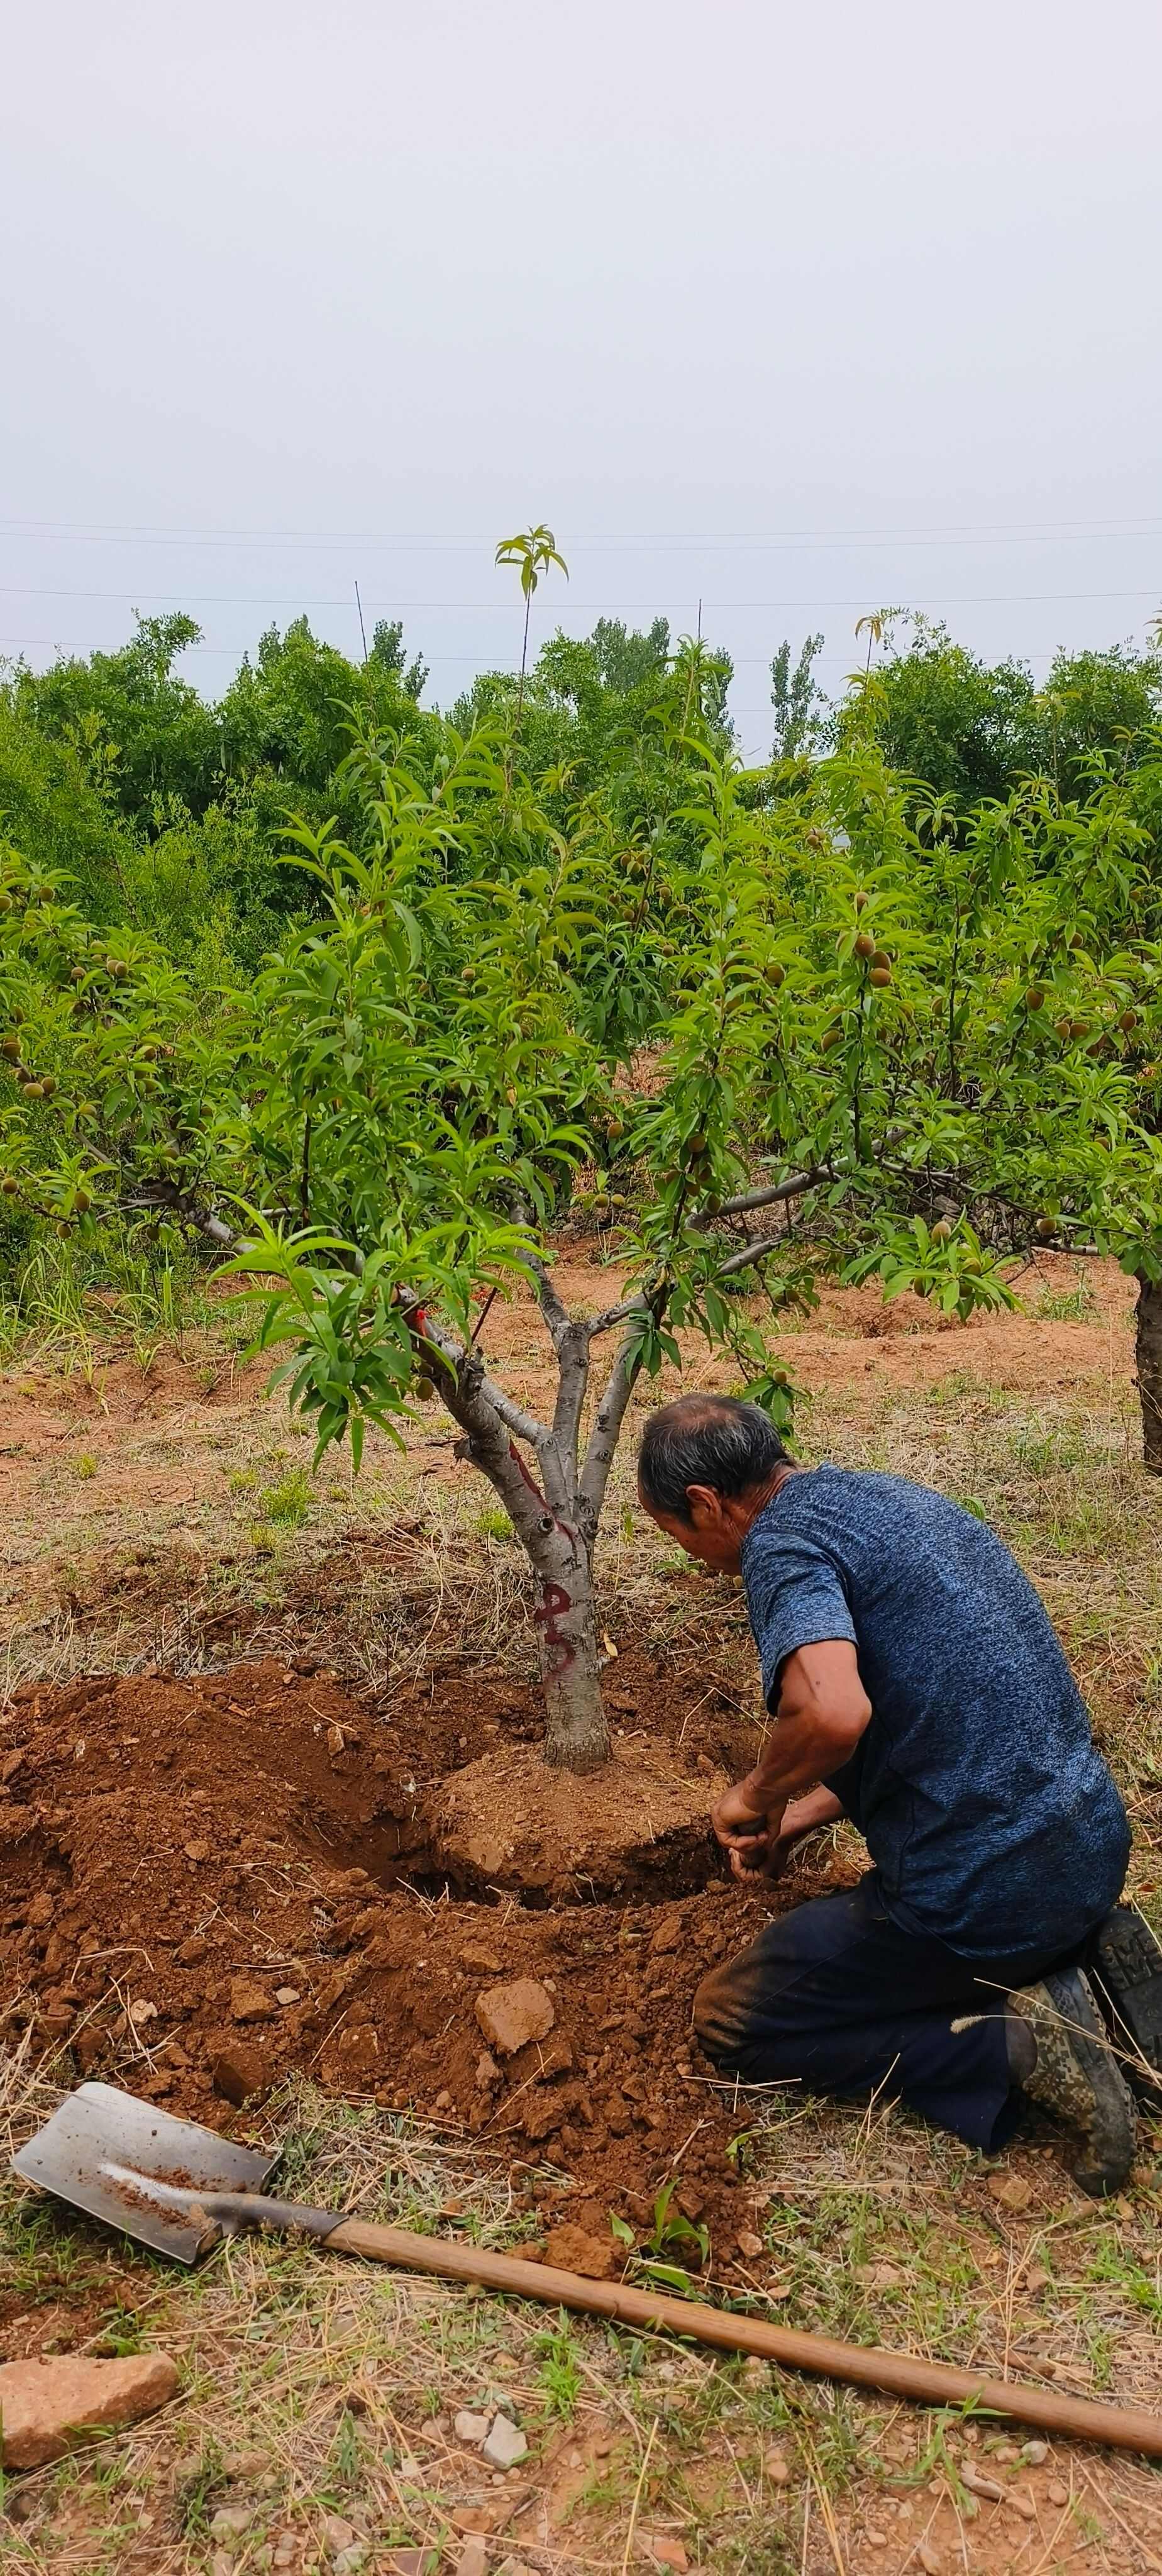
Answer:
[{"left": 13, "top": 2081, "right": 1162, "bottom": 2457}]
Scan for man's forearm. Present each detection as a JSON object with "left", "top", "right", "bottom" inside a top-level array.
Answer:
[
  {"left": 739, "top": 1712, "right": 854, "bottom": 1809},
  {"left": 779, "top": 1786, "right": 844, "bottom": 1841}
]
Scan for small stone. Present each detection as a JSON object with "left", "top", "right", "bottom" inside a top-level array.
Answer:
[
  {"left": 275, "top": 1987, "right": 301, "bottom": 2006},
  {"left": 641, "top": 2538, "right": 689, "bottom": 2570},
  {"left": 648, "top": 1912, "right": 682, "bottom": 1956},
  {"left": 474, "top": 1977, "right": 555, "bottom": 2057},
  {"left": 321, "top": 2514, "right": 357, "bottom": 2551},
  {"left": 865, "top": 2533, "right": 888, "bottom": 2550},
  {"left": 209, "top": 2506, "right": 255, "bottom": 2540},
  {"left": 386, "top": 2554, "right": 429, "bottom": 2576},
  {"left": 211, "top": 2554, "right": 235, "bottom": 2576},
  {"left": 454, "top": 2409, "right": 492, "bottom": 2446},
  {"left": 230, "top": 1977, "right": 277, "bottom": 2024},
  {"left": 988, "top": 2172, "right": 1032, "bottom": 2211},
  {"left": 475, "top": 2051, "right": 502, "bottom": 2091},
  {"left": 1007, "top": 2488, "right": 1037, "bottom": 2521},
  {"left": 541, "top": 2222, "right": 618, "bottom": 2280},
  {"left": 184, "top": 1839, "right": 211, "bottom": 1863},
  {"left": 482, "top": 2412, "right": 528, "bottom": 2470},
  {"left": 736, "top": 2229, "right": 764, "bottom": 2260},
  {"left": 0, "top": 2351, "right": 180, "bottom": 2469},
  {"left": 213, "top": 2041, "right": 270, "bottom": 2106},
  {"left": 917, "top": 2546, "right": 943, "bottom": 2575},
  {"left": 960, "top": 2468, "right": 1004, "bottom": 2502},
  {"left": 333, "top": 2550, "right": 368, "bottom": 2575},
  {"left": 398, "top": 2451, "right": 421, "bottom": 2479},
  {"left": 1021, "top": 2438, "right": 1048, "bottom": 2465},
  {"left": 764, "top": 2448, "right": 791, "bottom": 2485},
  {"left": 272, "top": 2545, "right": 297, "bottom": 2569},
  {"left": 454, "top": 2545, "right": 488, "bottom": 2576},
  {"left": 176, "top": 1933, "right": 210, "bottom": 1965},
  {"left": 1047, "top": 2479, "right": 1069, "bottom": 2506}
]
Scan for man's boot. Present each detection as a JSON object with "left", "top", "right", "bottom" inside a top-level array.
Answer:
[
  {"left": 1090, "top": 1907, "right": 1162, "bottom": 2093},
  {"left": 1006, "top": 1965, "right": 1136, "bottom": 2197}
]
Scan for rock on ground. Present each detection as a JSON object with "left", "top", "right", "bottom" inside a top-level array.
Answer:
[
  {"left": 0, "top": 2351, "right": 179, "bottom": 2470},
  {"left": 481, "top": 2412, "right": 528, "bottom": 2470}
]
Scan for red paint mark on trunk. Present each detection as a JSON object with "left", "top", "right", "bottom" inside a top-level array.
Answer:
[{"left": 534, "top": 1580, "right": 577, "bottom": 1675}]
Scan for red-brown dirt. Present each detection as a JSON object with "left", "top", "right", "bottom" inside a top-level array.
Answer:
[{"left": 0, "top": 1656, "right": 854, "bottom": 2274}]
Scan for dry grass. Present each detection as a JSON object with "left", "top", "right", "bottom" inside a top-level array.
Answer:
[{"left": 5, "top": 2051, "right": 1162, "bottom": 2573}]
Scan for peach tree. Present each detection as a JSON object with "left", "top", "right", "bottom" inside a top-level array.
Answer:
[
  {"left": 736, "top": 727, "right": 1162, "bottom": 1462},
  {"left": 221, "top": 728, "right": 810, "bottom": 1772}
]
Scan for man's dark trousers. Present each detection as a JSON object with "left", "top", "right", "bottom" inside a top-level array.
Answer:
[{"left": 694, "top": 1874, "right": 1090, "bottom": 2151}]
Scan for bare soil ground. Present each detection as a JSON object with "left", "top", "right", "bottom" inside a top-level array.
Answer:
[{"left": 3, "top": 1248, "right": 1162, "bottom": 2572}]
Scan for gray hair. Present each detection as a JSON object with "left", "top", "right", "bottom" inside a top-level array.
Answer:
[{"left": 638, "top": 1394, "right": 788, "bottom": 1523}]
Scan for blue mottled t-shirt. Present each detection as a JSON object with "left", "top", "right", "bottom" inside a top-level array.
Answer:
[{"left": 740, "top": 1466, "right": 1129, "bottom": 1958}]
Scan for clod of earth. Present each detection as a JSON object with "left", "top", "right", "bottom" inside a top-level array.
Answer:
[
  {"left": 539, "top": 2221, "right": 619, "bottom": 2279},
  {"left": 213, "top": 2040, "right": 271, "bottom": 2105},
  {"left": 230, "top": 1977, "right": 277, "bottom": 2023},
  {"left": 474, "top": 1977, "right": 555, "bottom": 2056},
  {"left": 0, "top": 2351, "right": 179, "bottom": 2470}
]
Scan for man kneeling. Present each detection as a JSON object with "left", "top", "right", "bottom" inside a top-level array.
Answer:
[{"left": 638, "top": 1394, "right": 1161, "bottom": 2196}]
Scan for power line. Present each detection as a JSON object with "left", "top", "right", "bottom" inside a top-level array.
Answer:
[
  {"left": 0, "top": 586, "right": 1158, "bottom": 613},
  {"left": 2, "top": 513, "right": 1162, "bottom": 551}
]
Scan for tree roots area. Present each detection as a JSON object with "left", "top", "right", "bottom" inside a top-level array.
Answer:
[{"left": 1, "top": 1654, "right": 846, "bottom": 2264}]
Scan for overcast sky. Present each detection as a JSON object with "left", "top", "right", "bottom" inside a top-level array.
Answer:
[{"left": 3, "top": 0, "right": 1159, "bottom": 756}]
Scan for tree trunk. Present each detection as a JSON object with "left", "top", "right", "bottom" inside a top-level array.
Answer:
[
  {"left": 1136, "top": 1273, "right": 1162, "bottom": 1474},
  {"left": 534, "top": 1539, "right": 611, "bottom": 1772}
]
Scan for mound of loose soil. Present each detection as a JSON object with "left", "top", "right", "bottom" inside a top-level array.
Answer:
[
  {"left": 0, "top": 1658, "right": 856, "bottom": 2267},
  {"left": 425, "top": 1736, "right": 729, "bottom": 1899}
]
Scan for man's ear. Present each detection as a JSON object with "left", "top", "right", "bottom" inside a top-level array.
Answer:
[{"left": 684, "top": 1483, "right": 725, "bottom": 1529}]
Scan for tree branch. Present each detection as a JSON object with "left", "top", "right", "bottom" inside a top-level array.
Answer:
[
  {"left": 421, "top": 1314, "right": 553, "bottom": 1457},
  {"left": 588, "top": 1293, "right": 646, "bottom": 1339},
  {"left": 525, "top": 1246, "right": 572, "bottom": 1352},
  {"left": 422, "top": 1313, "right": 575, "bottom": 1523},
  {"left": 577, "top": 1310, "right": 653, "bottom": 1542},
  {"left": 717, "top": 1230, "right": 792, "bottom": 1279},
  {"left": 551, "top": 1319, "right": 592, "bottom": 1477},
  {"left": 123, "top": 1192, "right": 235, "bottom": 1247},
  {"left": 690, "top": 1168, "right": 824, "bottom": 1231},
  {"left": 419, "top": 1323, "right": 560, "bottom": 1553}
]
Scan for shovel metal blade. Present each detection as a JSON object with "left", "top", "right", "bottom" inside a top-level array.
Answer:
[{"left": 11, "top": 2082, "right": 279, "bottom": 2263}]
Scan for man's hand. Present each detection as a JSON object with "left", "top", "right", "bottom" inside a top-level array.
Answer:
[{"left": 711, "top": 1780, "right": 787, "bottom": 1879}]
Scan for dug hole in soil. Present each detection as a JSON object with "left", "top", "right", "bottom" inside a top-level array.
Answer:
[{"left": 0, "top": 1654, "right": 857, "bottom": 2282}]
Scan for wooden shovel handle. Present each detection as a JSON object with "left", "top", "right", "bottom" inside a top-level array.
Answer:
[{"left": 326, "top": 2217, "right": 1162, "bottom": 2457}]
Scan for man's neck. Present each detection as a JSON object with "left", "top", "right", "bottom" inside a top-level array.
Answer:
[{"left": 740, "top": 1460, "right": 799, "bottom": 1535}]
